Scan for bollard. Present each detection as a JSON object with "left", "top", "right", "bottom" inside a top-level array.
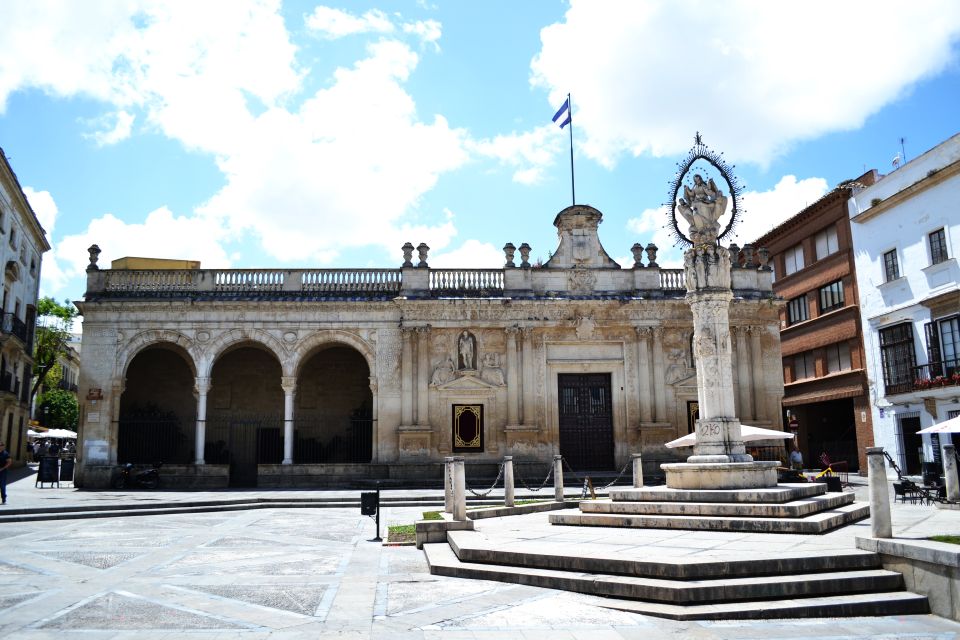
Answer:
[
  {"left": 443, "top": 456, "right": 454, "bottom": 513},
  {"left": 554, "top": 454, "right": 564, "bottom": 503},
  {"left": 943, "top": 444, "right": 960, "bottom": 502},
  {"left": 453, "top": 456, "right": 466, "bottom": 521},
  {"left": 866, "top": 447, "right": 892, "bottom": 538},
  {"left": 503, "top": 456, "right": 515, "bottom": 507},
  {"left": 632, "top": 453, "right": 644, "bottom": 488}
]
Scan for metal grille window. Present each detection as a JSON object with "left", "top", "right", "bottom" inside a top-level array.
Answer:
[
  {"left": 786, "top": 294, "right": 808, "bottom": 325},
  {"left": 818, "top": 280, "right": 845, "bottom": 313},
  {"left": 826, "top": 342, "right": 852, "bottom": 373},
  {"left": 879, "top": 323, "right": 916, "bottom": 395},
  {"left": 883, "top": 249, "right": 900, "bottom": 282},
  {"left": 815, "top": 225, "right": 839, "bottom": 260},
  {"left": 930, "top": 228, "right": 948, "bottom": 265},
  {"left": 784, "top": 244, "right": 804, "bottom": 276}
]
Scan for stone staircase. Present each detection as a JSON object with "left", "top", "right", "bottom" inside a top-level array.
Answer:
[
  {"left": 424, "top": 529, "right": 929, "bottom": 620},
  {"left": 551, "top": 483, "right": 870, "bottom": 534}
]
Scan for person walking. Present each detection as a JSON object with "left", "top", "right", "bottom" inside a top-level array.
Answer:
[
  {"left": 789, "top": 444, "right": 803, "bottom": 471},
  {"left": 0, "top": 440, "right": 11, "bottom": 504}
]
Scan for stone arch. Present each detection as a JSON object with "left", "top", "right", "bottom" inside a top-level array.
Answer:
[
  {"left": 289, "top": 330, "right": 376, "bottom": 379},
  {"left": 116, "top": 330, "right": 199, "bottom": 380},
  {"left": 199, "top": 328, "right": 289, "bottom": 377}
]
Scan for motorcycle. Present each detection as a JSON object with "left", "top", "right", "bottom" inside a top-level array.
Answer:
[{"left": 112, "top": 462, "right": 162, "bottom": 490}]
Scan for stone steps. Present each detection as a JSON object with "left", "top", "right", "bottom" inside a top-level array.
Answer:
[
  {"left": 608, "top": 483, "right": 824, "bottom": 503},
  {"left": 579, "top": 491, "right": 854, "bottom": 518},
  {"left": 551, "top": 501, "right": 870, "bottom": 534},
  {"left": 425, "top": 533, "right": 930, "bottom": 620}
]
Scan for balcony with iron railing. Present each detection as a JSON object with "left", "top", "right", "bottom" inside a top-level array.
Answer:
[
  {"left": 912, "top": 359, "right": 960, "bottom": 391},
  {"left": 0, "top": 312, "right": 28, "bottom": 345}
]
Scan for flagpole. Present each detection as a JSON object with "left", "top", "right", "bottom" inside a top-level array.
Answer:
[{"left": 567, "top": 92, "right": 575, "bottom": 206}]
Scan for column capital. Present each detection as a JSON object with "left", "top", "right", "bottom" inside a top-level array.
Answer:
[
  {"left": 194, "top": 376, "right": 212, "bottom": 395},
  {"left": 415, "top": 324, "right": 432, "bottom": 334},
  {"left": 369, "top": 376, "right": 378, "bottom": 393},
  {"left": 111, "top": 378, "right": 127, "bottom": 395},
  {"left": 635, "top": 325, "right": 653, "bottom": 339},
  {"left": 747, "top": 324, "right": 765, "bottom": 336},
  {"left": 281, "top": 376, "right": 297, "bottom": 394},
  {"left": 652, "top": 326, "right": 666, "bottom": 339},
  {"left": 505, "top": 325, "right": 520, "bottom": 337}
]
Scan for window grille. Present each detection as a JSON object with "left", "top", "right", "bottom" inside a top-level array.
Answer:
[
  {"left": 929, "top": 228, "right": 948, "bottom": 265},
  {"left": 879, "top": 323, "right": 916, "bottom": 395},
  {"left": 883, "top": 249, "right": 900, "bottom": 282}
]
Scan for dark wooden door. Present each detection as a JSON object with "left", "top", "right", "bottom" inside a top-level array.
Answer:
[
  {"left": 229, "top": 420, "right": 259, "bottom": 488},
  {"left": 558, "top": 373, "right": 614, "bottom": 471}
]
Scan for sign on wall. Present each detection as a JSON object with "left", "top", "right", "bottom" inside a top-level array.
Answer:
[{"left": 452, "top": 404, "right": 484, "bottom": 453}]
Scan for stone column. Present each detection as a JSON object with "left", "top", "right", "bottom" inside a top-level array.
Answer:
[
  {"left": 504, "top": 456, "right": 515, "bottom": 507},
  {"left": 943, "top": 444, "right": 960, "bottom": 502},
  {"left": 867, "top": 447, "right": 892, "bottom": 538},
  {"left": 369, "top": 376, "right": 379, "bottom": 463},
  {"left": 281, "top": 376, "right": 296, "bottom": 465},
  {"left": 652, "top": 327, "right": 666, "bottom": 422},
  {"left": 632, "top": 453, "right": 644, "bottom": 488},
  {"left": 416, "top": 326, "right": 431, "bottom": 426},
  {"left": 194, "top": 377, "right": 210, "bottom": 465},
  {"left": 453, "top": 456, "right": 466, "bottom": 521},
  {"left": 553, "top": 454, "right": 564, "bottom": 502},
  {"left": 400, "top": 327, "right": 414, "bottom": 426},
  {"left": 505, "top": 327, "right": 520, "bottom": 426},
  {"left": 444, "top": 456, "right": 454, "bottom": 513},
  {"left": 520, "top": 327, "right": 536, "bottom": 426},
  {"left": 749, "top": 325, "right": 764, "bottom": 420},
  {"left": 735, "top": 326, "right": 751, "bottom": 420},
  {"left": 635, "top": 327, "right": 653, "bottom": 423}
]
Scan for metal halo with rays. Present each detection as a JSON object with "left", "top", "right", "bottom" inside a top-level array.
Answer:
[{"left": 666, "top": 132, "right": 745, "bottom": 247}]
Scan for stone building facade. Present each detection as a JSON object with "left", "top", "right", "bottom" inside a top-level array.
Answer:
[
  {"left": 752, "top": 171, "right": 878, "bottom": 473},
  {"left": 74, "top": 206, "right": 783, "bottom": 488},
  {"left": 0, "top": 148, "right": 49, "bottom": 464}
]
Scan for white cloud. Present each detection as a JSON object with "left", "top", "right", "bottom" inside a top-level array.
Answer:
[
  {"left": 83, "top": 110, "right": 135, "bottom": 146},
  {"left": 23, "top": 187, "right": 57, "bottom": 236},
  {"left": 402, "top": 19, "right": 442, "bottom": 50},
  {"left": 45, "top": 207, "right": 232, "bottom": 296},
  {"left": 469, "top": 125, "right": 563, "bottom": 185},
  {"left": 531, "top": 0, "right": 960, "bottom": 166},
  {"left": 305, "top": 7, "right": 394, "bottom": 38},
  {"left": 625, "top": 175, "right": 829, "bottom": 267}
]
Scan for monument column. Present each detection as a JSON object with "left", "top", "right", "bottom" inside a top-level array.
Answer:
[
  {"left": 505, "top": 326, "right": 520, "bottom": 426},
  {"left": 281, "top": 376, "right": 296, "bottom": 464},
  {"left": 416, "top": 325, "right": 431, "bottom": 426},
  {"left": 635, "top": 327, "right": 653, "bottom": 423},
  {"left": 194, "top": 376, "right": 210, "bottom": 465},
  {"left": 652, "top": 327, "right": 667, "bottom": 422},
  {"left": 400, "top": 327, "right": 414, "bottom": 426},
  {"left": 369, "top": 376, "right": 379, "bottom": 463},
  {"left": 520, "top": 327, "right": 536, "bottom": 426}
]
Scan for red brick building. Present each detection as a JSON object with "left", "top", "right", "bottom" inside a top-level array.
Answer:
[{"left": 752, "top": 171, "right": 877, "bottom": 472}]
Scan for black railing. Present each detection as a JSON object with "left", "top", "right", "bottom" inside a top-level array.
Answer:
[
  {"left": 117, "top": 412, "right": 194, "bottom": 464},
  {"left": 0, "top": 371, "right": 15, "bottom": 395},
  {"left": 204, "top": 414, "right": 284, "bottom": 465},
  {"left": 912, "top": 358, "right": 960, "bottom": 390},
  {"left": 57, "top": 379, "right": 79, "bottom": 392},
  {"left": 293, "top": 414, "right": 372, "bottom": 464},
  {"left": 744, "top": 444, "right": 788, "bottom": 465},
  {"left": 0, "top": 312, "right": 28, "bottom": 344}
]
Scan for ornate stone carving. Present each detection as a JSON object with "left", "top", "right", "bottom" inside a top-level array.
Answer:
[
  {"left": 480, "top": 352, "right": 505, "bottom": 386},
  {"left": 431, "top": 356, "right": 456, "bottom": 385},
  {"left": 645, "top": 243, "right": 658, "bottom": 268},
  {"left": 401, "top": 242, "right": 414, "bottom": 267},
  {"left": 87, "top": 244, "right": 101, "bottom": 272},
  {"left": 503, "top": 243, "right": 516, "bottom": 268},
  {"left": 568, "top": 267, "right": 597, "bottom": 294},
  {"left": 677, "top": 174, "right": 727, "bottom": 245},
  {"left": 416, "top": 242, "right": 430, "bottom": 268},
  {"left": 457, "top": 330, "right": 477, "bottom": 370},
  {"left": 574, "top": 316, "right": 596, "bottom": 340},
  {"left": 518, "top": 243, "right": 531, "bottom": 268}
]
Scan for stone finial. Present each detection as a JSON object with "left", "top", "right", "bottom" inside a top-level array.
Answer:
[
  {"left": 86, "top": 244, "right": 102, "bottom": 272},
  {"left": 757, "top": 247, "right": 770, "bottom": 270},
  {"left": 645, "top": 243, "right": 659, "bottom": 268},
  {"left": 518, "top": 243, "right": 531, "bottom": 268},
  {"left": 503, "top": 243, "right": 516, "bottom": 268},
  {"left": 416, "top": 242, "right": 430, "bottom": 268},
  {"left": 741, "top": 243, "right": 755, "bottom": 268},
  {"left": 401, "top": 242, "right": 414, "bottom": 267},
  {"left": 631, "top": 243, "right": 644, "bottom": 268},
  {"left": 728, "top": 242, "right": 740, "bottom": 267}
]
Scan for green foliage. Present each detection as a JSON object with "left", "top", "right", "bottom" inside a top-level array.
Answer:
[
  {"left": 421, "top": 510, "right": 443, "bottom": 520},
  {"left": 37, "top": 389, "right": 79, "bottom": 430},
  {"left": 930, "top": 535, "right": 960, "bottom": 545},
  {"left": 31, "top": 297, "right": 78, "bottom": 401},
  {"left": 387, "top": 524, "right": 416, "bottom": 544}
]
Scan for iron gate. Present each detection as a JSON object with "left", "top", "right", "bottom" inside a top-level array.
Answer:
[
  {"left": 557, "top": 373, "right": 614, "bottom": 471},
  {"left": 205, "top": 414, "right": 283, "bottom": 488}
]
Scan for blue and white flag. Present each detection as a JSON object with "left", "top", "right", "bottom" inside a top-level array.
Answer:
[{"left": 552, "top": 97, "right": 571, "bottom": 129}]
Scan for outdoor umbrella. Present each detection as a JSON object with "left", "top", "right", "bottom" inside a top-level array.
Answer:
[
  {"left": 916, "top": 415, "right": 960, "bottom": 434},
  {"left": 664, "top": 425, "right": 794, "bottom": 448}
]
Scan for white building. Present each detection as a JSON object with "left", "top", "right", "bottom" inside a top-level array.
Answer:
[
  {"left": 848, "top": 133, "right": 960, "bottom": 477},
  {"left": 0, "top": 148, "right": 51, "bottom": 462}
]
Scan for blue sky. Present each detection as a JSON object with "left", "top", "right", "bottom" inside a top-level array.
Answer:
[{"left": 1, "top": 0, "right": 959, "bottom": 305}]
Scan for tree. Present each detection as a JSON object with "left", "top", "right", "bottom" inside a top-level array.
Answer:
[
  {"left": 31, "top": 297, "right": 78, "bottom": 402},
  {"left": 37, "top": 389, "right": 79, "bottom": 430}
]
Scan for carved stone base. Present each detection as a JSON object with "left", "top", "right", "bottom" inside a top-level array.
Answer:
[
  {"left": 398, "top": 425, "right": 432, "bottom": 459},
  {"left": 504, "top": 424, "right": 539, "bottom": 453},
  {"left": 660, "top": 460, "right": 778, "bottom": 490}
]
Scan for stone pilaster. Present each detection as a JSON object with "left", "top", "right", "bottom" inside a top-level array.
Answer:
[
  {"left": 734, "top": 326, "right": 751, "bottom": 421},
  {"left": 652, "top": 327, "right": 666, "bottom": 422},
  {"left": 416, "top": 325, "right": 431, "bottom": 426},
  {"left": 505, "top": 326, "right": 520, "bottom": 426},
  {"left": 748, "top": 325, "right": 764, "bottom": 421},
  {"left": 520, "top": 327, "right": 536, "bottom": 427},
  {"left": 635, "top": 326, "right": 653, "bottom": 423},
  {"left": 400, "top": 327, "right": 414, "bottom": 426}
]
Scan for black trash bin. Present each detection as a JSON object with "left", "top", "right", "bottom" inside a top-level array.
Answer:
[
  {"left": 824, "top": 476, "right": 842, "bottom": 492},
  {"left": 360, "top": 491, "right": 378, "bottom": 516}
]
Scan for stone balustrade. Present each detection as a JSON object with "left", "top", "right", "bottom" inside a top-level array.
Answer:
[{"left": 88, "top": 262, "right": 773, "bottom": 300}]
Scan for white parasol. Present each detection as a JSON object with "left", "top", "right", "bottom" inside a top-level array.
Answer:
[
  {"left": 916, "top": 415, "right": 960, "bottom": 434},
  {"left": 664, "top": 424, "right": 794, "bottom": 448}
]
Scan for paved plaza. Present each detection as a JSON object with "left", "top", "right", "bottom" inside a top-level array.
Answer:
[{"left": 2, "top": 467, "right": 960, "bottom": 639}]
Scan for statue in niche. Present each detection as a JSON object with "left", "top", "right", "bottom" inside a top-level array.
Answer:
[
  {"left": 678, "top": 174, "right": 728, "bottom": 245},
  {"left": 480, "top": 352, "right": 505, "bottom": 386},
  {"left": 665, "top": 348, "right": 694, "bottom": 385},
  {"left": 431, "top": 356, "right": 456, "bottom": 386},
  {"left": 458, "top": 330, "right": 477, "bottom": 370}
]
